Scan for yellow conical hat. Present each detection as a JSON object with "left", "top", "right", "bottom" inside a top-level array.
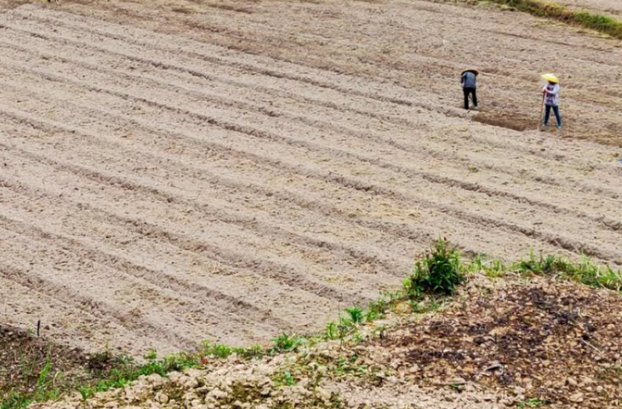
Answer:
[{"left": 542, "top": 73, "right": 559, "bottom": 84}]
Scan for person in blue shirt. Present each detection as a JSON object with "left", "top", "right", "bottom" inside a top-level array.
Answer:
[{"left": 461, "top": 69, "right": 478, "bottom": 110}]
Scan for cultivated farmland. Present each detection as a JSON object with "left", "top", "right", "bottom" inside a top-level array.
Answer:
[{"left": 1, "top": 0, "right": 621, "bottom": 357}]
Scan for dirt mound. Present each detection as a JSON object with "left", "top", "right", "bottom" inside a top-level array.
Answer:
[
  {"left": 373, "top": 276, "right": 622, "bottom": 407},
  {"left": 27, "top": 276, "right": 622, "bottom": 409}
]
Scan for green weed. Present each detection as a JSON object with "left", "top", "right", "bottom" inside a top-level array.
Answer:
[
  {"left": 201, "top": 342, "right": 233, "bottom": 359},
  {"left": 365, "top": 299, "right": 387, "bottom": 321},
  {"left": 78, "top": 387, "right": 94, "bottom": 401},
  {"left": 410, "top": 299, "right": 442, "bottom": 314},
  {"left": 271, "top": 334, "right": 301, "bottom": 352},
  {"left": 324, "top": 322, "right": 340, "bottom": 340},
  {"left": 345, "top": 307, "right": 364, "bottom": 324},
  {"left": 404, "top": 238, "right": 465, "bottom": 296},
  {"left": 466, "top": 254, "right": 507, "bottom": 278},
  {"left": 143, "top": 349, "right": 157, "bottom": 360},
  {"left": 517, "top": 397, "right": 544, "bottom": 407},
  {"left": 515, "top": 251, "right": 622, "bottom": 290},
  {"left": 273, "top": 371, "right": 297, "bottom": 387},
  {"left": 234, "top": 344, "right": 264, "bottom": 359}
]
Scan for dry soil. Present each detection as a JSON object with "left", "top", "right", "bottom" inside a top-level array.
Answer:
[{"left": 0, "top": 0, "right": 621, "bottom": 356}]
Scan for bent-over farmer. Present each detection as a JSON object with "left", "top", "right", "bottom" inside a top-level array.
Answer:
[{"left": 461, "top": 69, "right": 479, "bottom": 110}]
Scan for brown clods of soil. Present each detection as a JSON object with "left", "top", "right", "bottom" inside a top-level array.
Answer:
[{"left": 371, "top": 276, "right": 622, "bottom": 407}]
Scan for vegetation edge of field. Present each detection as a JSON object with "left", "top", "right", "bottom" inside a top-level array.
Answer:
[
  {"left": 2, "top": 239, "right": 621, "bottom": 409},
  {"left": 469, "top": 0, "right": 622, "bottom": 39}
]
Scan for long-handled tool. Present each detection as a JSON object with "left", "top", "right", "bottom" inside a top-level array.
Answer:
[{"left": 538, "top": 92, "right": 544, "bottom": 131}]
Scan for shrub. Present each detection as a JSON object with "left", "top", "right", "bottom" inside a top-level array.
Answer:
[{"left": 404, "top": 239, "right": 465, "bottom": 296}]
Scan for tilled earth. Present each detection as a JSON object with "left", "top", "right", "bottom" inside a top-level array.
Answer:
[{"left": 0, "top": 0, "right": 621, "bottom": 357}]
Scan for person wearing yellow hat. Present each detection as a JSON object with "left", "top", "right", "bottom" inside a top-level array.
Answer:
[
  {"left": 461, "top": 69, "right": 479, "bottom": 110},
  {"left": 542, "top": 73, "right": 561, "bottom": 131}
]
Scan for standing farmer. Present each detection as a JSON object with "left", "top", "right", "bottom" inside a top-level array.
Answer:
[
  {"left": 541, "top": 73, "right": 561, "bottom": 131},
  {"left": 461, "top": 69, "right": 479, "bottom": 110}
]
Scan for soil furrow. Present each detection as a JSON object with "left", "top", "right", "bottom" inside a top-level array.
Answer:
[
  {"left": 0, "top": 245, "right": 198, "bottom": 352},
  {"left": 2, "top": 62, "right": 619, "bottom": 262},
  {"left": 1, "top": 36, "right": 619, "bottom": 206},
  {"left": 3, "top": 12, "right": 619, "bottom": 180},
  {"left": 0, "top": 178, "right": 293, "bottom": 335},
  {"left": 0, "top": 80, "right": 618, "bottom": 266}
]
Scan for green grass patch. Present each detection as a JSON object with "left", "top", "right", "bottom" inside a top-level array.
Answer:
[
  {"left": 473, "top": 0, "right": 622, "bottom": 39},
  {"left": 515, "top": 251, "right": 622, "bottom": 290}
]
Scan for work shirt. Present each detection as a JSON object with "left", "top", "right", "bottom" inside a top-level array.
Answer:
[
  {"left": 543, "top": 83, "right": 560, "bottom": 106},
  {"left": 461, "top": 72, "right": 477, "bottom": 88}
]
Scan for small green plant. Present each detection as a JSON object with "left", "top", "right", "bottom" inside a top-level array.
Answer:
[
  {"left": 332, "top": 355, "right": 368, "bottom": 377},
  {"left": 345, "top": 307, "right": 364, "bottom": 324},
  {"left": 410, "top": 299, "right": 442, "bottom": 314},
  {"left": 233, "top": 344, "right": 264, "bottom": 359},
  {"left": 486, "top": 259, "right": 507, "bottom": 277},
  {"left": 212, "top": 344, "right": 232, "bottom": 359},
  {"left": 404, "top": 238, "right": 465, "bottom": 296},
  {"left": 200, "top": 342, "right": 235, "bottom": 359},
  {"left": 352, "top": 332, "right": 365, "bottom": 343},
  {"left": 34, "top": 356, "right": 53, "bottom": 399},
  {"left": 271, "top": 334, "right": 301, "bottom": 352},
  {"left": 365, "top": 299, "right": 387, "bottom": 321},
  {"left": 78, "top": 387, "right": 93, "bottom": 401},
  {"left": 339, "top": 315, "right": 353, "bottom": 329},
  {"left": 273, "top": 371, "right": 297, "bottom": 387},
  {"left": 325, "top": 322, "right": 339, "bottom": 340},
  {"left": 517, "top": 397, "right": 544, "bottom": 407},
  {"left": 143, "top": 349, "right": 157, "bottom": 360}
]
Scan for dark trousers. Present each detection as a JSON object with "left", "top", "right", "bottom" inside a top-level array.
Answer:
[
  {"left": 543, "top": 104, "right": 561, "bottom": 128},
  {"left": 463, "top": 87, "right": 477, "bottom": 110}
]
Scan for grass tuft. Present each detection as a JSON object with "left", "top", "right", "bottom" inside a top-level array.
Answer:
[
  {"left": 516, "top": 250, "right": 622, "bottom": 290},
  {"left": 271, "top": 334, "right": 302, "bottom": 353},
  {"left": 344, "top": 307, "right": 364, "bottom": 324}
]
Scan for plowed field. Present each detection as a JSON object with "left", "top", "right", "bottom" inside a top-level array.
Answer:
[{"left": 1, "top": 0, "right": 621, "bottom": 356}]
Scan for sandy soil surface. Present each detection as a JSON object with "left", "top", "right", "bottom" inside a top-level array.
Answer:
[{"left": 0, "top": 0, "right": 621, "bottom": 356}]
